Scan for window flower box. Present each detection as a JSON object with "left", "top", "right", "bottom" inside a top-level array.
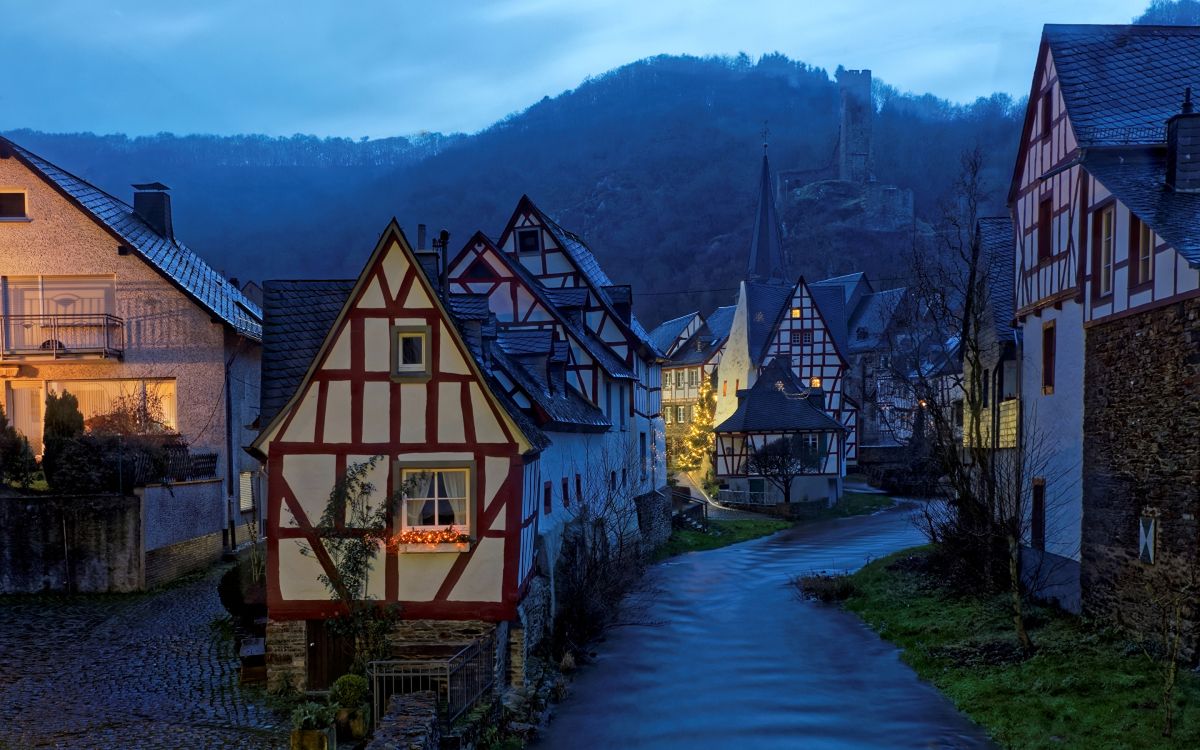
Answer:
[{"left": 390, "top": 525, "right": 472, "bottom": 553}]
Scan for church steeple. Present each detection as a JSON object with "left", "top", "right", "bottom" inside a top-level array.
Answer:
[{"left": 746, "top": 146, "right": 789, "bottom": 283}]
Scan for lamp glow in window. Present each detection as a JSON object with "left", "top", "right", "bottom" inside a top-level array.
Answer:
[
  {"left": 809, "top": 377, "right": 822, "bottom": 389},
  {"left": 400, "top": 468, "right": 470, "bottom": 542},
  {"left": 789, "top": 308, "right": 800, "bottom": 319}
]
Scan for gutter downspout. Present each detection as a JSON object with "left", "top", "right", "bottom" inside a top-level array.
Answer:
[{"left": 225, "top": 345, "right": 239, "bottom": 553}]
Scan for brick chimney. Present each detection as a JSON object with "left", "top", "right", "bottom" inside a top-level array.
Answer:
[
  {"left": 132, "top": 182, "right": 173, "bottom": 239},
  {"left": 1167, "top": 87, "right": 1200, "bottom": 193}
]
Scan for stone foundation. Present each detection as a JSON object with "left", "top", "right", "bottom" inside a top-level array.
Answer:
[
  {"left": 265, "top": 619, "right": 307, "bottom": 692},
  {"left": 366, "top": 692, "right": 440, "bottom": 750},
  {"left": 634, "top": 490, "right": 672, "bottom": 551},
  {"left": 1082, "top": 297, "right": 1200, "bottom": 650},
  {"left": 511, "top": 576, "right": 551, "bottom": 689},
  {"left": 144, "top": 529, "right": 225, "bottom": 588}
]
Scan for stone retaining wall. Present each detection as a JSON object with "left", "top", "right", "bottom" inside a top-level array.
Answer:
[
  {"left": 365, "top": 692, "right": 440, "bottom": 750},
  {"left": 0, "top": 494, "right": 142, "bottom": 593},
  {"left": 1082, "top": 297, "right": 1200, "bottom": 648},
  {"left": 634, "top": 490, "right": 671, "bottom": 550}
]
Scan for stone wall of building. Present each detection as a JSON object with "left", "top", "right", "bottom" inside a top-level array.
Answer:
[
  {"left": 265, "top": 619, "right": 307, "bottom": 692},
  {"left": 1082, "top": 297, "right": 1200, "bottom": 646},
  {"left": 0, "top": 494, "right": 143, "bottom": 593},
  {"left": 366, "top": 692, "right": 440, "bottom": 750},
  {"left": 511, "top": 575, "right": 551, "bottom": 689},
  {"left": 634, "top": 490, "right": 672, "bottom": 551}
]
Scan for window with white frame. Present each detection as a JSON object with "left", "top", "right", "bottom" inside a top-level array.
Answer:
[
  {"left": 391, "top": 325, "right": 429, "bottom": 378},
  {"left": 675, "top": 405, "right": 685, "bottom": 423},
  {"left": 516, "top": 228, "right": 541, "bottom": 254},
  {"left": 1136, "top": 220, "right": 1154, "bottom": 285},
  {"left": 687, "top": 368, "right": 697, "bottom": 386},
  {"left": 400, "top": 467, "right": 470, "bottom": 531}
]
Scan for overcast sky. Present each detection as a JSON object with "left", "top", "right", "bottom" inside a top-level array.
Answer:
[{"left": 0, "top": 0, "right": 1149, "bottom": 138}]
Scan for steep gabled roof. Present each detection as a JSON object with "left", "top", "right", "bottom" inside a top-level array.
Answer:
[
  {"left": 511, "top": 197, "right": 663, "bottom": 357},
  {"left": 254, "top": 221, "right": 546, "bottom": 454},
  {"left": 745, "top": 281, "right": 794, "bottom": 362},
  {"left": 471, "top": 233, "right": 637, "bottom": 379},
  {"left": 259, "top": 279, "right": 356, "bottom": 425},
  {"left": 1082, "top": 149, "right": 1200, "bottom": 268},
  {"left": 715, "top": 358, "right": 844, "bottom": 434},
  {"left": 1, "top": 136, "right": 263, "bottom": 340},
  {"left": 705, "top": 305, "right": 737, "bottom": 342},
  {"left": 977, "top": 217, "right": 1019, "bottom": 340},
  {"left": 846, "top": 288, "right": 906, "bottom": 354},
  {"left": 746, "top": 152, "right": 789, "bottom": 282},
  {"left": 649, "top": 311, "right": 699, "bottom": 356},
  {"left": 1044, "top": 24, "right": 1200, "bottom": 147}
]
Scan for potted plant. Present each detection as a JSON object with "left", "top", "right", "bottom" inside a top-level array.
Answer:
[
  {"left": 329, "top": 673, "right": 371, "bottom": 741},
  {"left": 289, "top": 702, "right": 336, "bottom": 750}
]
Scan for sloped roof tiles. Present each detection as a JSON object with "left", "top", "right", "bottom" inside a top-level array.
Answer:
[{"left": 2, "top": 136, "right": 263, "bottom": 340}]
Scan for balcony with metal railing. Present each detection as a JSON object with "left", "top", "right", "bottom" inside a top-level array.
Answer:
[
  {"left": 2, "top": 314, "right": 125, "bottom": 359},
  {"left": 367, "top": 635, "right": 496, "bottom": 727}
]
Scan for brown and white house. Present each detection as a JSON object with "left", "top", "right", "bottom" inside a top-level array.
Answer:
[
  {"left": 0, "top": 135, "right": 263, "bottom": 588},
  {"left": 254, "top": 199, "right": 666, "bottom": 694},
  {"left": 1008, "top": 24, "right": 1200, "bottom": 619}
]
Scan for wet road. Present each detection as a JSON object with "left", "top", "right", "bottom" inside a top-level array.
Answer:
[{"left": 536, "top": 502, "right": 996, "bottom": 750}]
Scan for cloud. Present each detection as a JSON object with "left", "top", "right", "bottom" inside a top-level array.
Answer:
[{"left": 0, "top": 0, "right": 1149, "bottom": 136}]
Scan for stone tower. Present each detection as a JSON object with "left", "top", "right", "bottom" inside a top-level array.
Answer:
[{"left": 837, "top": 69, "right": 873, "bottom": 184}]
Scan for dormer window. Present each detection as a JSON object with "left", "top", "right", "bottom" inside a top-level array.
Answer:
[
  {"left": 516, "top": 228, "right": 541, "bottom": 254},
  {"left": 0, "top": 191, "right": 27, "bottom": 220},
  {"left": 391, "top": 325, "right": 431, "bottom": 379}
]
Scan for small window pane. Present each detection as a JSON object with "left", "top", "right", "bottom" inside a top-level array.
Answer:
[
  {"left": 0, "top": 193, "right": 25, "bottom": 218},
  {"left": 517, "top": 229, "right": 540, "bottom": 254}
]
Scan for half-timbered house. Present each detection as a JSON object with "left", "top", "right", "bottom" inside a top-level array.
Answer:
[
  {"left": 1009, "top": 24, "right": 1200, "bottom": 617},
  {"left": 651, "top": 305, "right": 735, "bottom": 451},
  {"left": 714, "top": 358, "right": 845, "bottom": 506},
  {"left": 256, "top": 199, "right": 668, "bottom": 692}
]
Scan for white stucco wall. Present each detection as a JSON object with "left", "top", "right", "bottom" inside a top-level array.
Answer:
[{"left": 1021, "top": 300, "right": 1083, "bottom": 563}]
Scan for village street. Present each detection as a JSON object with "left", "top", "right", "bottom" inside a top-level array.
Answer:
[
  {"left": 536, "top": 501, "right": 996, "bottom": 750},
  {"left": 0, "top": 567, "right": 288, "bottom": 749}
]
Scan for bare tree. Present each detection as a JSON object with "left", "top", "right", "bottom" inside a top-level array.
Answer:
[{"left": 744, "top": 433, "right": 823, "bottom": 506}]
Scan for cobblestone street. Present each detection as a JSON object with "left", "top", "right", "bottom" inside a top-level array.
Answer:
[{"left": 0, "top": 565, "right": 288, "bottom": 749}]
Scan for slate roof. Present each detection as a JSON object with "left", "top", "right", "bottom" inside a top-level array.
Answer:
[
  {"left": 649, "top": 311, "right": 698, "bottom": 356},
  {"left": 491, "top": 246, "right": 637, "bottom": 379},
  {"left": 745, "top": 281, "right": 794, "bottom": 361},
  {"left": 747, "top": 153, "right": 790, "bottom": 282},
  {"left": 705, "top": 305, "right": 737, "bottom": 342},
  {"left": 498, "top": 328, "right": 554, "bottom": 356},
  {"left": 846, "top": 288, "right": 906, "bottom": 354},
  {"left": 808, "top": 284, "right": 849, "bottom": 359},
  {"left": 1083, "top": 149, "right": 1200, "bottom": 267},
  {"left": 2, "top": 136, "right": 263, "bottom": 340},
  {"left": 532, "top": 205, "right": 663, "bottom": 357},
  {"left": 543, "top": 287, "right": 588, "bottom": 309},
  {"left": 715, "top": 359, "right": 845, "bottom": 434},
  {"left": 491, "top": 347, "right": 609, "bottom": 432},
  {"left": 1044, "top": 25, "right": 1200, "bottom": 147},
  {"left": 978, "top": 217, "right": 1020, "bottom": 340},
  {"left": 447, "top": 293, "right": 490, "bottom": 321},
  {"left": 260, "top": 279, "right": 355, "bottom": 425}
]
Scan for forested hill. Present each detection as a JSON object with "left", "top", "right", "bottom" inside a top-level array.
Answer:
[{"left": 5, "top": 53, "right": 1022, "bottom": 325}]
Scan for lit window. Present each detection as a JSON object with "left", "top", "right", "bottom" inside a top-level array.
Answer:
[
  {"left": 401, "top": 468, "right": 469, "bottom": 531},
  {"left": 676, "top": 405, "right": 685, "bottom": 423},
  {"left": 0, "top": 192, "right": 27, "bottom": 219},
  {"left": 664, "top": 409, "right": 672, "bottom": 425},
  {"left": 687, "top": 369, "right": 698, "bottom": 386},
  {"left": 392, "top": 326, "right": 429, "bottom": 377},
  {"left": 809, "top": 377, "right": 822, "bottom": 389},
  {"left": 48, "top": 378, "right": 177, "bottom": 433},
  {"left": 789, "top": 308, "right": 801, "bottom": 319}
]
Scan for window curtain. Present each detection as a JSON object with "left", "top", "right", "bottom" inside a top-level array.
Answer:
[
  {"left": 440, "top": 470, "right": 467, "bottom": 527},
  {"left": 8, "top": 383, "right": 43, "bottom": 452}
]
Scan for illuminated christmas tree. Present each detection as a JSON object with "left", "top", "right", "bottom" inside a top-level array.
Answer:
[{"left": 670, "top": 376, "right": 716, "bottom": 473}]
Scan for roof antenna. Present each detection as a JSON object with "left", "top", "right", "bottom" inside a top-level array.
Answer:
[{"left": 1184, "top": 87, "right": 1194, "bottom": 115}]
